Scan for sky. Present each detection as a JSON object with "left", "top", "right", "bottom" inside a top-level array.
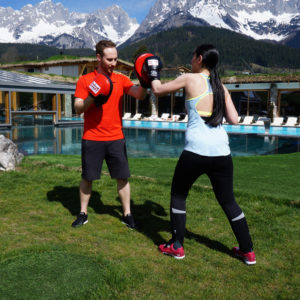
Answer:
[{"left": 0, "top": 0, "right": 157, "bottom": 23}]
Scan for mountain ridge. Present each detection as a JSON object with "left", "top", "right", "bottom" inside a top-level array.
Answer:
[
  {"left": 0, "top": 0, "right": 138, "bottom": 48},
  {"left": 130, "top": 0, "right": 300, "bottom": 48}
]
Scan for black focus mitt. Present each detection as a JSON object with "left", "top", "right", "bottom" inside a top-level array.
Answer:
[{"left": 145, "top": 56, "right": 163, "bottom": 81}]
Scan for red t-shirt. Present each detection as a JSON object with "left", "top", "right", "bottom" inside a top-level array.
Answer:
[{"left": 75, "top": 70, "right": 134, "bottom": 141}]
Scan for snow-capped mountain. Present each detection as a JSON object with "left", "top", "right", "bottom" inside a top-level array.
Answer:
[
  {"left": 131, "top": 0, "right": 300, "bottom": 45},
  {"left": 0, "top": 0, "right": 139, "bottom": 48},
  {"left": 0, "top": 0, "right": 299, "bottom": 49}
]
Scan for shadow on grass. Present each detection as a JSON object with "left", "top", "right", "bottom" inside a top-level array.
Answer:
[
  {"left": 47, "top": 186, "right": 121, "bottom": 219},
  {"left": 130, "top": 198, "right": 231, "bottom": 256},
  {"left": 47, "top": 186, "right": 231, "bottom": 256}
]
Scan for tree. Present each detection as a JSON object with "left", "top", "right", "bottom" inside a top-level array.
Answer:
[
  {"left": 0, "top": 47, "right": 20, "bottom": 63},
  {"left": 132, "top": 44, "right": 149, "bottom": 62}
]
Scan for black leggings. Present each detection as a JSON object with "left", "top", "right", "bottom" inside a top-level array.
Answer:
[{"left": 170, "top": 150, "right": 253, "bottom": 252}]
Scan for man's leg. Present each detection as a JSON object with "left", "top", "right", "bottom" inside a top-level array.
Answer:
[
  {"left": 117, "top": 178, "right": 138, "bottom": 229},
  {"left": 80, "top": 178, "right": 93, "bottom": 214},
  {"left": 117, "top": 178, "right": 131, "bottom": 216},
  {"left": 71, "top": 178, "right": 92, "bottom": 227}
]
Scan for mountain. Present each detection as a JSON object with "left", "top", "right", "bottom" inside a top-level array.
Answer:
[
  {"left": 118, "top": 25, "right": 300, "bottom": 70},
  {"left": 0, "top": 0, "right": 299, "bottom": 52},
  {"left": 128, "top": 0, "right": 300, "bottom": 48},
  {"left": 0, "top": 0, "right": 139, "bottom": 49}
]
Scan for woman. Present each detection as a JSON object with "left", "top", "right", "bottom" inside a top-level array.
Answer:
[{"left": 147, "top": 45, "right": 256, "bottom": 264}]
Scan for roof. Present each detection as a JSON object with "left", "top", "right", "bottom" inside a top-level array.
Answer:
[
  {"left": 0, "top": 57, "right": 134, "bottom": 71},
  {"left": 0, "top": 69, "right": 75, "bottom": 94},
  {"left": 222, "top": 74, "right": 300, "bottom": 84}
]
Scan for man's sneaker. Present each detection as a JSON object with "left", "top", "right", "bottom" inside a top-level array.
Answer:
[
  {"left": 158, "top": 240, "right": 185, "bottom": 259},
  {"left": 71, "top": 212, "right": 88, "bottom": 228},
  {"left": 121, "top": 213, "right": 139, "bottom": 230},
  {"left": 232, "top": 247, "right": 256, "bottom": 265}
]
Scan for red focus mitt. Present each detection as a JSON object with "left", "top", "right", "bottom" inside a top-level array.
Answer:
[
  {"left": 88, "top": 73, "right": 113, "bottom": 107},
  {"left": 134, "top": 53, "right": 154, "bottom": 88}
]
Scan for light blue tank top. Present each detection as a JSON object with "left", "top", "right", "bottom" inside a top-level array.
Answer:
[{"left": 184, "top": 74, "right": 230, "bottom": 157}]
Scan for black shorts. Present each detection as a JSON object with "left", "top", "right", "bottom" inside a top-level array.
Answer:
[{"left": 81, "top": 138, "right": 130, "bottom": 181}]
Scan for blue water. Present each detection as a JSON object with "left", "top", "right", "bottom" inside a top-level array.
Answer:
[
  {"left": 123, "top": 120, "right": 300, "bottom": 137},
  {"left": 1, "top": 123, "right": 299, "bottom": 157}
]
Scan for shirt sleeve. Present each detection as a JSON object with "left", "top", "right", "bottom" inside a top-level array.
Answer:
[
  {"left": 122, "top": 74, "right": 134, "bottom": 94},
  {"left": 74, "top": 76, "right": 89, "bottom": 100}
]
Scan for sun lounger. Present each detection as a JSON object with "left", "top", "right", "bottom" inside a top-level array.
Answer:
[
  {"left": 283, "top": 117, "right": 298, "bottom": 126},
  {"left": 131, "top": 113, "right": 142, "bottom": 120},
  {"left": 147, "top": 114, "right": 160, "bottom": 121},
  {"left": 179, "top": 115, "right": 188, "bottom": 122},
  {"left": 171, "top": 114, "right": 180, "bottom": 122},
  {"left": 254, "top": 117, "right": 266, "bottom": 126},
  {"left": 241, "top": 116, "right": 254, "bottom": 125},
  {"left": 122, "top": 112, "right": 131, "bottom": 120},
  {"left": 160, "top": 113, "right": 170, "bottom": 120},
  {"left": 271, "top": 117, "right": 284, "bottom": 126}
]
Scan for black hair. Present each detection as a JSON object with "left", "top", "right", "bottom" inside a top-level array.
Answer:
[{"left": 194, "top": 44, "right": 225, "bottom": 127}]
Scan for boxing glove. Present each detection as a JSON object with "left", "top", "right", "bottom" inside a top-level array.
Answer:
[
  {"left": 134, "top": 53, "right": 154, "bottom": 88},
  {"left": 88, "top": 73, "right": 113, "bottom": 106},
  {"left": 145, "top": 56, "right": 162, "bottom": 81}
]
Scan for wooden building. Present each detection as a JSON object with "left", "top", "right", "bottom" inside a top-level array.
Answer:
[
  {"left": 0, "top": 58, "right": 134, "bottom": 78},
  {"left": 0, "top": 63, "right": 299, "bottom": 128}
]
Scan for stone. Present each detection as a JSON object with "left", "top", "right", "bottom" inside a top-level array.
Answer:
[{"left": 0, "top": 135, "right": 24, "bottom": 171}]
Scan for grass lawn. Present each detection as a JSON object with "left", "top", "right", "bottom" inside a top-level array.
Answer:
[{"left": 0, "top": 153, "right": 299, "bottom": 299}]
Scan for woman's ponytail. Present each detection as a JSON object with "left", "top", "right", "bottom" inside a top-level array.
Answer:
[{"left": 194, "top": 44, "right": 225, "bottom": 127}]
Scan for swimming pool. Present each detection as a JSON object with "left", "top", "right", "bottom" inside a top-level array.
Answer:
[
  {"left": 123, "top": 120, "right": 300, "bottom": 137},
  {"left": 1, "top": 125, "right": 299, "bottom": 157}
]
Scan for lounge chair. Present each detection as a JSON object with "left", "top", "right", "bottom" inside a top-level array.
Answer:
[
  {"left": 222, "top": 117, "right": 228, "bottom": 124},
  {"left": 241, "top": 116, "right": 254, "bottom": 125},
  {"left": 131, "top": 113, "right": 142, "bottom": 120},
  {"left": 283, "top": 117, "right": 298, "bottom": 126},
  {"left": 160, "top": 113, "right": 170, "bottom": 120},
  {"left": 147, "top": 114, "right": 160, "bottom": 121},
  {"left": 179, "top": 115, "right": 188, "bottom": 122},
  {"left": 122, "top": 112, "right": 131, "bottom": 120},
  {"left": 271, "top": 117, "right": 284, "bottom": 126},
  {"left": 254, "top": 117, "right": 266, "bottom": 126},
  {"left": 171, "top": 114, "right": 180, "bottom": 122}
]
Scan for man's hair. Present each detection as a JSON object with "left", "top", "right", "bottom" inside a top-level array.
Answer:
[{"left": 96, "top": 40, "right": 116, "bottom": 57}]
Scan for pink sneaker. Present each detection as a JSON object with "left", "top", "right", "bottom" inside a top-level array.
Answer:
[
  {"left": 158, "top": 242, "right": 185, "bottom": 259},
  {"left": 232, "top": 247, "right": 256, "bottom": 265}
]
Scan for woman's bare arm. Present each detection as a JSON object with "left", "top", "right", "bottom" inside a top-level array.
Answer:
[
  {"left": 151, "top": 74, "right": 187, "bottom": 97},
  {"left": 223, "top": 85, "right": 238, "bottom": 124}
]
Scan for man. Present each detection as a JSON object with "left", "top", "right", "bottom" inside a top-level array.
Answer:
[{"left": 72, "top": 40, "right": 147, "bottom": 229}]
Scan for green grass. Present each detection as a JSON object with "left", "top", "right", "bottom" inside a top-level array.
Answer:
[{"left": 0, "top": 153, "right": 299, "bottom": 299}]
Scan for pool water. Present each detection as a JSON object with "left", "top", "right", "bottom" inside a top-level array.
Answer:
[
  {"left": 1, "top": 125, "right": 299, "bottom": 157},
  {"left": 123, "top": 120, "right": 300, "bottom": 137}
]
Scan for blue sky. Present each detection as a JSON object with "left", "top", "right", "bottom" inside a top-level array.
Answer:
[{"left": 0, "top": 0, "right": 157, "bottom": 23}]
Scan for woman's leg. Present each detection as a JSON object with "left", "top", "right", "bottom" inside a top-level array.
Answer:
[
  {"left": 207, "top": 155, "right": 253, "bottom": 252},
  {"left": 170, "top": 151, "right": 205, "bottom": 245}
]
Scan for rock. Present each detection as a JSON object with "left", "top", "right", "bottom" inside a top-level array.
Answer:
[{"left": 0, "top": 135, "right": 24, "bottom": 171}]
